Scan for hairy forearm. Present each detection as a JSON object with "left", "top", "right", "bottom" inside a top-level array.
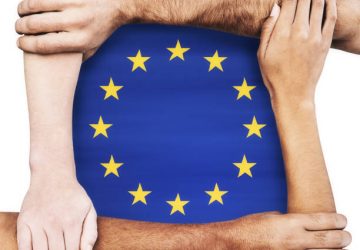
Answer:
[
  {"left": 1, "top": 213, "right": 232, "bottom": 250},
  {"left": 24, "top": 53, "right": 82, "bottom": 177},
  {"left": 126, "top": 0, "right": 278, "bottom": 37},
  {"left": 126, "top": 0, "right": 359, "bottom": 47},
  {"left": 272, "top": 99, "right": 335, "bottom": 213},
  {"left": 95, "top": 218, "right": 230, "bottom": 249}
]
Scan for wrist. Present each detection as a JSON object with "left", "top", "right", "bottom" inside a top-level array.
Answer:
[
  {"left": 29, "top": 144, "right": 76, "bottom": 179},
  {"left": 271, "top": 94, "right": 315, "bottom": 115}
]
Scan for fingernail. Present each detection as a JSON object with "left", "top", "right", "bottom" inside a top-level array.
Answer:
[{"left": 270, "top": 3, "right": 280, "bottom": 17}]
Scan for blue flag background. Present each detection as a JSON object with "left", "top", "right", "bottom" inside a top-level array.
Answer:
[{"left": 73, "top": 24, "right": 287, "bottom": 223}]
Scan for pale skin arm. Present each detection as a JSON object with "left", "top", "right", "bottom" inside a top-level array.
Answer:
[
  {"left": 18, "top": 53, "right": 98, "bottom": 250},
  {"left": 15, "top": 0, "right": 360, "bottom": 59}
]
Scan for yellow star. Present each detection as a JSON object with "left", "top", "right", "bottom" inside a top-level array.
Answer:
[
  {"left": 100, "top": 155, "right": 124, "bottom": 177},
  {"left": 233, "top": 155, "right": 256, "bottom": 178},
  {"left": 204, "top": 50, "right": 227, "bottom": 72},
  {"left": 89, "top": 116, "right": 113, "bottom": 138},
  {"left": 100, "top": 78, "right": 123, "bottom": 100},
  {"left": 129, "top": 183, "right": 152, "bottom": 205},
  {"left": 243, "top": 116, "right": 266, "bottom": 138},
  {"left": 233, "top": 78, "right": 256, "bottom": 100},
  {"left": 166, "top": 194, "right": 189, "bottom": 215},
  {"left": 205, "top": 183, "right": 228, "bottom": 205},
  {"left": 127, "top": 50, "right": 150, "bottom": 72},
  {"left": 167, "top": 40, "right": 190, "bottom": 61}
]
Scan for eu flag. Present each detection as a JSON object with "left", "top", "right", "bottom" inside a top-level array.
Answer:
[{"left": 73, "top": 24, "right": 287, "bottom": 223}]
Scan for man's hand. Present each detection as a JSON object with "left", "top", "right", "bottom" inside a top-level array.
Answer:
[
  {"left": 226, "top": 212, "right": 351, "bottom": 249},
  {"left": 15, "top": 0, "right": 133, "bottom": 60},
  {"left": 17, "top": 168, "right": 98, "bottom": 250}
]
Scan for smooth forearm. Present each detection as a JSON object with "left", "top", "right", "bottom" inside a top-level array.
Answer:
[
  {"left": 24, "top": 53, "right": 82, "bottom": 177},
  {"left": 272, "top": 98, "right": 335, "bottom": 213}
]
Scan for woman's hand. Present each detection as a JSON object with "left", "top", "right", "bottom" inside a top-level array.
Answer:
[
  {"left": 15, "top": 0, "right": 134, "bottom": 60},
  {"left": 257, "top": 0, "right": 337, "bottom": 105},
  {"left": 17, "top": 169, "right": 98, "bottom": 250}
]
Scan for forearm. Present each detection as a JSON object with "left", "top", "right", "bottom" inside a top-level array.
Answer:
[
  {"left": 128, "top": 0, "right": 278, "bottom": 37},
  {"left": 1, "top": 213, "right": 231, "bottom": 250},
  {"left": 272, "top": 99, "right": 335, "bottom": 213},
  {"left": 128, "top": 0, "right": 359, "bottom": 47},
  {"left": 24, "top": 53, "right": 82, "bottom": 178},
  {"left": 95, "top": 218, "right": 229, "bottom": 249}
]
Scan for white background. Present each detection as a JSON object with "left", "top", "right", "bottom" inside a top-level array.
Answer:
[{"left": 0, "top": 0, "right": 359, "bottom": 249}]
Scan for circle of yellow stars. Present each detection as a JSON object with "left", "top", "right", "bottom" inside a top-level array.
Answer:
[{"left": 88, "top": 40, "right": 267, "bottom": 216}]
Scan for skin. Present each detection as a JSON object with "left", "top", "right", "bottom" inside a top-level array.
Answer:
[
  {"left": 0, "top": 212, "right": 351, "bottom": 249},
  {"left": 9, "top": 0, "right": 354, "bottom": 249},
  {"left": 18, "top": 53, "right": 98, "bottom": 250},
  {"left": 257, "top": 0, "right": 337, "bottom": 214},
  {"left": 14, "top": 0, "right": 360, "bottom": 59}
]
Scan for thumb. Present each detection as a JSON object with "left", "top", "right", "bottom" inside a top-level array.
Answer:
[{"left": 258, "top": 3, "right": 280, "bottom": 59}]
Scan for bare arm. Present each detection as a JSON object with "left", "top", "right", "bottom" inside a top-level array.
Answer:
[
  {"left": 15, "top": 0, "right": 360, "bottom": 57},
  {"left": 258, "top": 0, "right": 336, "bottom": 214},
  {"left": 273, "top": 102, "right": 336, "bottom": 213},
  {"left": 17, "top": 53, "right": 99, "bottom": 250},
  {"left": 131, "top": 0, "right": 276, "bottom": 37}
]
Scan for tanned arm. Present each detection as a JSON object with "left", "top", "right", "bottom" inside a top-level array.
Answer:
[
  {"left": 258, "top": 0, "right": 336, "bottom": 214},
  {"left": 15, "top": 0, "right": 360, "bottom": 58}
]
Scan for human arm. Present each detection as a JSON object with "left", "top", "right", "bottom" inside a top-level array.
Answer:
[
  {"left": 257, "top": 0, "right": 336, "bottom": 213},
  {"left": 1, "top": 211, "right": 351, "bottom": 250},
  {"left": 17, "top": 53, "right": 98, "bottom": 250},
  {"left": 15, "top": 0, "right": 360, "bottom": 59}
]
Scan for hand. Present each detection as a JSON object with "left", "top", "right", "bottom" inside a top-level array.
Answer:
[
  {"left": 225, "top": 212, "right": 351, "bottom": 249},
  {"left": 257, "top": 0, "right": 336, "bottom": 105},
  {"left": 15, "top": 0, "right": 134, "bottom": 60},
  {"left": 17, "top": 171, "right": 98, "bottom": 250}
]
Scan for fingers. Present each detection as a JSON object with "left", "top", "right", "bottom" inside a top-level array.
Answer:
[
  {"left": 306, "top": 230, "right": 352, "bottom": 249},
  {"left": 257, "top": 3, "right": 281, "bottom": 59},
  {"left": 310, "top": 0, "right": 325, "bottom": 34},
  {"left": 17, "top": 32, "right": 89, "bottom": 54},
  {"left": 46, "top": 227, "right": 66, "bottom": 250},
  {"left": 17, "top": 223, "right": 32, "bottom": 250},
  {"left": 31, "top": 227, "right": 49, "bottom": 250},
  {"left": 303, "top": 213, "right": 347, "bottom": 231},
  {"left": 17, "top": 0, "right": 73, "bottom": 17},
  {"left": 294, "top": 0, "right": 311, "bottom": 27},
  {"left": 322, "top": 0, "right": 337, "bottom": 42},
  {"left": 276, "top": 0, "right": 297, "bottom": 28},
  {"left": 64, "top": 225, "right": 82, "bottom": 250},
  {"left": 80, "top": 206, "right": 98, "bottom": 250},
  {"left": 16, "top": 12, "right": 76, "bottom": 35}
]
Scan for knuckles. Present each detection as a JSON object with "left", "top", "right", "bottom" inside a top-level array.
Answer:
[{"left": 26, "top": 0, "right": 41, "bottom": 13}]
